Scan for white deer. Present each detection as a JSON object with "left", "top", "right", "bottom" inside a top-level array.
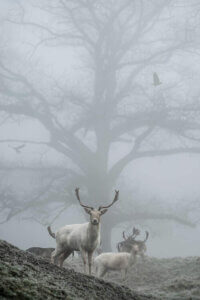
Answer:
[
  {"left": 47, "top": 188, "right": 119, "bottom": 275},
  {"left": 94, "top": 244, "right": 139, "bottom": 280}
]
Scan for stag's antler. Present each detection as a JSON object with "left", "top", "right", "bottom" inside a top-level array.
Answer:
[
  {"left": 132, "top": 227, "right": 140, "bottom": 239},
  {"left": 75, "top": 188, "right": 93, "bottom": 209},
  {"left": 143, "top": 231, "right": 149, "bottom": 242},
  {"left": 98, "top": 190, "right": 119, "bottom": 210},
  {"left": 122, "top": 231, "right": 127, "bottom": 240}
]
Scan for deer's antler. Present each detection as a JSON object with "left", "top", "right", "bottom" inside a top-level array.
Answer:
[
  {"left": 75, "top": 188, "right": 93, "bottom": 209},
  {"left": 122, "top": 231, "right": 127, "bottom": 240},
  {"left": 98, "top": 190, "right": 119, "bottom": 210},
  {"left": 132, "top": 227, "right": 140, "bottom": 239},
  {"left": 143, "top": 231, "right": 149, "bottom": 242}
]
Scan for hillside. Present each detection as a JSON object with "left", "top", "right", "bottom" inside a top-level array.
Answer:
[
  {"left": 1, "top": 239, "right": 200, "bottom": 299},
  {"left": 0, "top": 240, "right": 153, "bottom": 300}
]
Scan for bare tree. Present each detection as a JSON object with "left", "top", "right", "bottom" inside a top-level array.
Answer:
[{"left": 1, "top": 0, "right": 200, "bottom": 249}]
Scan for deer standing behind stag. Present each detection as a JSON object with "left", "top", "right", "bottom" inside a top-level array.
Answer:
[
  {"left": 47, "top": 188, "right": 119, "bottom": 275},
  {"left": 117, "top": 227, "right": 149, "bottom": 262}
]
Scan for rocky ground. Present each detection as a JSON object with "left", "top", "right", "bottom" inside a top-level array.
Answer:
[{"left": 0, "top": 240, "right": 154, "bottom": 300}]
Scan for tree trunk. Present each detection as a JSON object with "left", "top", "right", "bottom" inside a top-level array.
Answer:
[{"left": 100, "top": 216, "right": 116, "bottom": 251}]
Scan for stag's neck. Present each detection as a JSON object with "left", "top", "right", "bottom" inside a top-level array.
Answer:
[
  {"left": 88, "top": 222, "right": 100, "bottom": 238},
  {"left": 87, "top": 222, "right": 100, "bottom": 248}
]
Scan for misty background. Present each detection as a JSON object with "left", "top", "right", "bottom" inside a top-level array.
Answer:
[{"left": 0, "top": 0, "right": 200, "bottom": 257}]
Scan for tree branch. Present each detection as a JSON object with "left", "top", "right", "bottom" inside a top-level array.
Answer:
[
  {"left": 113, "top": 210, "right": 196, "bottom": 228},
  {"left": 109, "top": 146, "right": 200, "bottom": 184}
]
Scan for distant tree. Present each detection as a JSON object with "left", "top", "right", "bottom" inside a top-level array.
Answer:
[{"left": 0, "top": 0, "right": 200, "bottom": 249}]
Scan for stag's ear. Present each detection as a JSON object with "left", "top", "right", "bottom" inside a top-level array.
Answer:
[
  {"left": 84, "top": 207, "right": 92, "bottom": 214},
  {"left": 100, "top": 208, "right": 108, "bottom": 215}
]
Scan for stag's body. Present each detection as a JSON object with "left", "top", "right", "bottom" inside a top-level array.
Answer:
[
  {"left": 50, "top": 222, "right": 100, "bottom": 273},
  {"left": 95, "top": 245, "right": 138, "bottom": 280},
  {"left": 56, "top": 222, "right": 100, "bottom": 252},
  {"left": 48, "top": 188, "right": 119, "bottom": 275}
]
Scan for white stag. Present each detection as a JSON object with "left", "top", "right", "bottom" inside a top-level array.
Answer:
[{"left": 47, "top": 188, "right": 119, "bottom": 275}]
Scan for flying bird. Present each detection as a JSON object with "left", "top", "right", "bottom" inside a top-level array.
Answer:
[
  {"left": 9, "top": 144, "right": 26, "bottom": 154},
  {"left": 153, "top": 72, "right": 162, "bottom": 86}
]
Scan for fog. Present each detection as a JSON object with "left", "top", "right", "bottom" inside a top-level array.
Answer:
[{"left": 0, "top": 0, "right": 200, "bottom": 257}]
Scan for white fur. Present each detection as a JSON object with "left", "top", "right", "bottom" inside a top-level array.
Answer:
[
  {"left": 94, "top": 246, "right": 138, "bottom": 280},
  {"left": 49, "top": 219, "right": 101, "bottom": 274},
  {"left": 55, "top": 222, "right": 100, "bottom": 252},
  {"left": 48, "top": 189, "right": 119, "bottom": 275}
]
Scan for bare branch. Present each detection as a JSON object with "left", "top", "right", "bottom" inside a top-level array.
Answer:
[{"left": 109, "top": 146, "right": 200, "bottom": 185}]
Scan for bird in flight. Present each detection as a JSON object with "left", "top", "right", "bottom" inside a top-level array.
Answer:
[
  {"left": 153, "top": 72, "right": 162, "bottom": 86},
  {"left": 9, "top": 144, "right": 26, "bottom": 154}
]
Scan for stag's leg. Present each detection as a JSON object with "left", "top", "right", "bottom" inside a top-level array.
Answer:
[
  {"left": 80, "top": 249, "right": 87, "bottom": 273},
  {"left": 88, "top": 251, "right": 93, "bottom": 275},
  {"left": 51, "top": 246, "right": 65, "bottom": 265},
  {"left": 51, "top": 250, "right": 55, "bottom": 263},
  {"left": 58, "top": 250, "right": 73, "bottom": 267}
]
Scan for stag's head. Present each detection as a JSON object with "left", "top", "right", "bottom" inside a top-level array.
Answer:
[{"left": 75, "top": 188, "right": 119, "bottom": 225}]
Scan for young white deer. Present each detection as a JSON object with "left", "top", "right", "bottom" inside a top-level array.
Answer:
[
  {"left": 94, "top": 244, "right": 139, "bottom": 280},
  {"left": 47, "top": 188, "right": 119, "bottom": 275}
]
